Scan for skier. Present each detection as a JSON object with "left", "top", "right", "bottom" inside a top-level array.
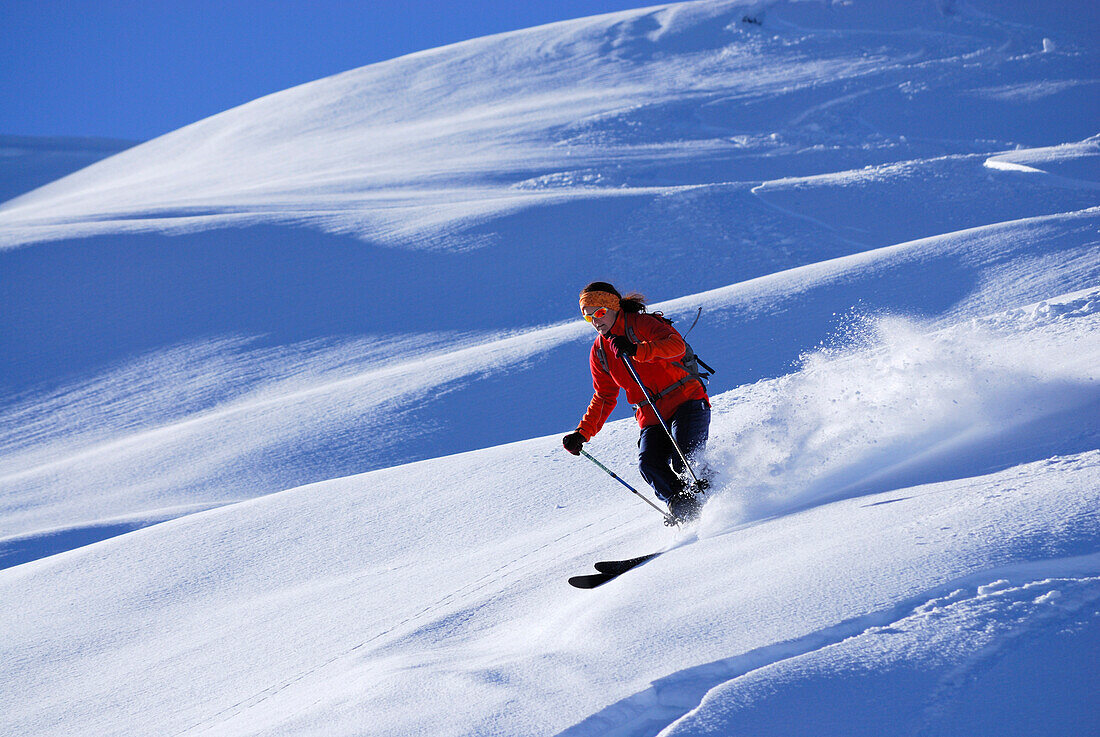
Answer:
[{"left": 562, "top": 282, "right": 711, "bottom": 522}]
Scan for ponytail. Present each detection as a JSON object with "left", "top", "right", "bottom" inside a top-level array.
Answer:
[{"left": 619, "top": 291, "right": 648, "bottom": 314}]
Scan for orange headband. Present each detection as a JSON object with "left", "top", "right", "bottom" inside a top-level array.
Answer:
[{"left": 579, "top": 290, "right": 621, "bottom": 313}]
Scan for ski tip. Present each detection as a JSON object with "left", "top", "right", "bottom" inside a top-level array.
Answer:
[{"left": 568, "top": 573, "right": 614, "bottom": 589}]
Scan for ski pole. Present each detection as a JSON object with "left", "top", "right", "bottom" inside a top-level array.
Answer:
[
  {"left": 621, "top": 353, "right": 704, "bottom": 489},
  {"left": 579, "top": 449, "right": 679, "bottom": 526}
]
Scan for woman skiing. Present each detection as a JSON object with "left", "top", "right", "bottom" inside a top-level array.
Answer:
[{"left": 562, "top": 282, "right": 710, "bottom": 522}]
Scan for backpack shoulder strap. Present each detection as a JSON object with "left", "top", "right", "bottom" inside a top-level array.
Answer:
[
  {"left": 594, "top": 339, "right": 610, "bottom": 374},
  {"left": 594, "top": 312, "right": 669, "bottom": 375},
  {"left": 625, "top": 315, "right": 640, "bottom": 344}
]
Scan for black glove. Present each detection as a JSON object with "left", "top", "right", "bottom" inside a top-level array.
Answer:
[
  {"left": 562, "top": 431, "right": 585, "bottom": 455},
  {"left": 610, "top": 334, "right": 637, "bottom": 358}
]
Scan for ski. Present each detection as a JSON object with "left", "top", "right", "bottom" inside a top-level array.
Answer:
[
  {"left": 568, "top": 552, "right": 662, "bottom": 589},
  {"left": 594, "top": 552, "right": 662, "bottom": 575}
]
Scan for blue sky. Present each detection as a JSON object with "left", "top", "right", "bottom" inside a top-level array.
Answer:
[{"left": 1, "top": 0, "right": 652, "bottom": 142}]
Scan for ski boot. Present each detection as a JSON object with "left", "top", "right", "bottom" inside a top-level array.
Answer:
[{"left": 667, "top": 486, "right": 705, "bottom": 524}]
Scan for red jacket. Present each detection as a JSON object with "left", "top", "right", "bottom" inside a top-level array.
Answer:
[{"left": 576, "top": 311, "right": 709, "bottom": 440}]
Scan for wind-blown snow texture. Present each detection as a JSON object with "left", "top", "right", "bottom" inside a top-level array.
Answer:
[{"left": 1, "top": 0, "right": 1098, "bottom": 735}]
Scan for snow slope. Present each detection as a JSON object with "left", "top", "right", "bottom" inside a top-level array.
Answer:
[
  {"left": 2, "top": 0, "right": 1097, "bottom": 548},
  {"left": 2, "top": 289, "right": 1097, "bottom": 736},
  {"left": 1, "top": 0, "right": 1098, "bottom": 734}
]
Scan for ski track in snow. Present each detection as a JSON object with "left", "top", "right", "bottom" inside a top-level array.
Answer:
[{"left": 169, "top": 509, "right": 639, "bottom": 737}]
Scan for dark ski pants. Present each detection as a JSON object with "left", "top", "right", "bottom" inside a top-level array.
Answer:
[{"left": 638, "top": 399, "right": 710, "bottom": 502}]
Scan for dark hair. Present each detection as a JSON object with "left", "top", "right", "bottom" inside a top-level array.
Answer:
[{"left": 581, "top": 281, "right": 648, "bottom": 314}]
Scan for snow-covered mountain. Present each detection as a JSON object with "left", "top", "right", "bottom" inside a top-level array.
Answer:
[
  {"left": 0, "top": 135, "right": 136, "bottom": 205},
  {"left": 1, "top": 0, "right": 1098, "bottom": 734}
]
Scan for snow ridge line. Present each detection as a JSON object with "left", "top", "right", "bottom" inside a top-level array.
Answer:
[
  {"left": 983, "top": 155, "right": 1100, "bottom": 191},
  {"left": 556, "top": 553, "right": 1100, "bottom": 737},
  {"left": 168, "top": 510, "right": 636, "bottom": 736}
]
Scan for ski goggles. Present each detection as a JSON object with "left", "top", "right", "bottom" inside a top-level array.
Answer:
[{"left": 582, "top": 307, "right": 610, "bottom": 323}]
